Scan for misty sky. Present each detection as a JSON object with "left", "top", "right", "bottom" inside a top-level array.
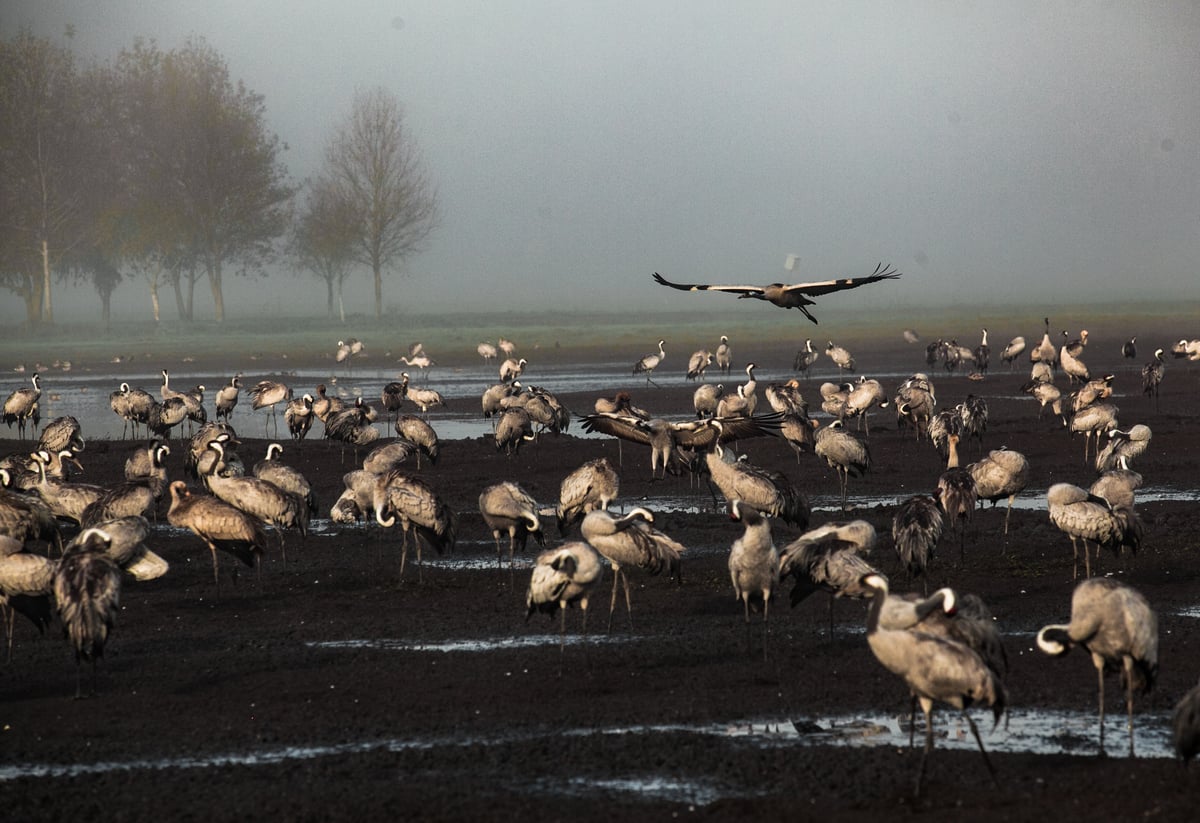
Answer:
[{"left": 5, "top": 1, "right": 1199, "bottom": 321}]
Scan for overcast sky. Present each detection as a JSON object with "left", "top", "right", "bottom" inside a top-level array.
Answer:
[{"left": 5, "top": 1, "right": 1199, "bottom": 320}]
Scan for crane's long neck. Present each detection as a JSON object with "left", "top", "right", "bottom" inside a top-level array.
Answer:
[
  {"left": 946, "top": 437, "right": 960, "bottom": 469},
  {"left": 864, "top": 578, "right": 887, "bottom": 636}
]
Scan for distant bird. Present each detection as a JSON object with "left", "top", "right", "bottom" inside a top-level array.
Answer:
[
  {"left": 1030, "top": 317, "right": 1058, "bottom": 368},
  {"left": 1060, "top": 335, "right": 1090, "bottom": 385},
  {"left": 54, "top": 527, "right": 122, "bottom": 698},
  {"left": 651, "top": 262, "right": 901, "bottom": 323},
  {"left": 727, "top": 501, "right": 780, "bottom": 656},
  {"left": 526, "top": 541, "right": 604, "bottom": 657},
  {"left": 394, "top": 415, "right": 440, "bottom": 468},
  {"left": 1173, "top": 679, "right": 1200, "bottom": 764},
  {"left": 973, "top": 328, "right": 990, "bottom": 374},
  {"left": 633, "top": 339, "right": 666, "bottom": 386},
  {"left": 958, "top": 395, "right": 988, "bottom": 452},
  {"left": 894, "top": 374, "right": 935, "bottom": 440},
  {"left": 814, "top": 420, "right": 871, "bottom": 511},
  {"left": 477, "top": 341, "right": 498, "bottom": 362},
  {"left": 902, "top": 329, "right": 921, "bottom": 344},
  {"left": 863, "top": 573, "right": 1004, "bottom": 797},
  {"left": 779, "top": 520, "right": 879, "bottom": 635},
  {"left": 3, "top": 372, "right": 41, "bottom": 438},
  {"left": 825, "top": 341, "right": 855, "bottom": 374},
  {"left": 398, "top": 351, "right": 434, "bottom": 378},
  {"left": 1095, "top": 424, "right": 1151, "bottom": 473},
  {"left": 715, "top": 335, "right": 732, "bottom": 375},
  {"left": 498, "top": 337, "right": 517, "bottom": 358},
  {"left": 1046, "top": 482, "right": 1141, "bottom": 579},
  {"left": 336, "top": 339, "right": 364, "bottom": 370},
  {"left": 685, "top": 349, "right": 712, "bottom": 381},
  {"left": 399, "top": 373, "right": 445, "bottom": 415},
  {"left": 1062, "top": 329, "right": 1089, "bottom": 358},
  {"left": 284, "top": 393, "right": 315, "bottom": 441},
  {"left": 556, "top": 457, "right": 620, "bottom": 535},
  {"left": 892, "top": 494, "right": 944, "bottom": 591},
  {"left": 479, "top": 481, "right": 545, "bottom": 576},
  {"left": 968, "top": 447, "right": 1030, "bottom": 535},
  {"left": 1121, "top": 337, "right": 1137, "bottom": 360},
  {"left": 372, "top": 470, "right": 457, "bottom": 583},
  {"left": 1141, "top": 349, "right": 1164, "bottom": 409},
  {"left": 248, "top": 379, "right": 292, "bottom": 436},
  {"left": 1001, "top": 336, "right": 1026, "bottom": 367},
  {"left": 792, "top": 338, "right": 819, "bottom": 376},
  {"left": 167, "top": 481, "right": 267, "bottom": 591},
  {"left": 1037, "top": 578, "right": 1158, "bottom": 757},
  {"left": 499, "top": 357, "right": 527, "bottom": 383},
  {"left": 937, "top": 433, "right": 977, "bottom": 562},
  {"left": 481, "top": 382, "right": 520, "bottom": 420},
  {"left": 215, "top": 375, "right": 241, "bottom": 422},
  {"left": 580, "top": 507, "right": 684, "bottom": 632}
]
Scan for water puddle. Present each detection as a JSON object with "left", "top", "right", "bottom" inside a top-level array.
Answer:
[
  {"left": 0, "top": 708, "right": 1174, "bottom": 787},
  {"left": 306, "top": 634, "right": 631, "bottom": 653}
]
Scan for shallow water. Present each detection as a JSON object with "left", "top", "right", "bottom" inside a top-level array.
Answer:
[{"left": 0, "top": 707, "right": 1174, "bottom": 789}]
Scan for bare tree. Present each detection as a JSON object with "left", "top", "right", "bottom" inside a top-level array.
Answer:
[
  {"left": 324, "top": 87, "right": 439, "bottom": 319},
  {"left": 292, "top": 177, "right": 357, "bottom": 322},
  {"left": 0, "top": 30, "right": 99, "bottom": 326}
]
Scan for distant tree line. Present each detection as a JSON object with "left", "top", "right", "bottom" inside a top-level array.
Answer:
[{"left": 0, "top": 29, "right": 439, "bottom": 329}]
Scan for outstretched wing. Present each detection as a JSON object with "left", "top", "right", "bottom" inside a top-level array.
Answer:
[
  {"left": 652, "top": 272, "right": 764, "bottom": 297},
  {"left": 578, "top": 412, "right": 655, "bottom": 446},
  {"left": 780, "top": 262, "right": 901, "bottom": 297}
]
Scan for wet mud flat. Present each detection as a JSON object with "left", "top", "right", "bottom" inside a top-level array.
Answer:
[{"left": 4, "top": 350, "right": 1200, "bottom": 820}]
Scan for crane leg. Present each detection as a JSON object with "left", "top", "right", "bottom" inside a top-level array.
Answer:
[
  {"left": 1124, "top": 658, "right": 1137, "bottom": 757},
  {"left": 621, "top": 570, "right": 634, "bottom": 630},
  {"left": 1097, "top": 663, "right": 1107, "bottom": 756},
  {"left": 963, "top": 711, "right": 998, "bottom": 786},
  {"left": 914, "top": 699, "right": 935, "bottom": 798}
]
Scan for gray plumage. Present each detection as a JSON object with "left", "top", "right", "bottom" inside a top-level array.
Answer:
[
  {"left": 1068, "top": 401, "right": 1119, "bottom": 464},
  {"left": 863, "top": 573, "right": 1004, "bottom": 797},
  {"left": 1037, "top": 578, "right": 1158, "bottom": 757},
  {"left": 1094, "top": 424, "right": 1151, "bottom": 473},
  {"left": 1047, "top": 482, "right": 1141, "bottom": 579},
  {"left": 167, "top": 480, "right": 267, "bottom": 590},
  {"left": 2, "top": 373, "right": 42, "bottom": 438},
  {"left": 526, "top": 541, "right": 605, "bottom": 655},
  {"left": 968, "top": 447, "right": 1029, "bottom": 535},
  {"left": 632, "top": 339, "right": 666, "bottom": 386},
  {"left": 479, "top": 481, "right": 545, "bottom": 574},
  {"left": 825, "top": 341, "right": 855, "bottom": 374},
  {"left": 284, "top": 394, "right": 315, "bottom": 441},
  {"left": 253, "top": 443, "right": 318, "bottom": 523},
  {"left": 779, "top": 520, "right": 879, "bottom": 626},
  {"left": 203, "top": 441, "right": 309, "bottom": 559},
  {"left": 54, "top": 527, "right": 123, "bottom": 698},
  {"left": 1172, "top": 679, "right": 1200, "bottom": 764},
  {"left": 372, "top": 470, "right": 457, "bottom": 583},
  {"left": 248, "top": 379, "right": 292, "bottom": 435},
  {"left": 727, "top": 501, "right": 780, "bottom": 653},
  {"left": 215, "top": 375, "right": 241, "bottom": 422},
  {"left": 494, "top": 407, "right": 536, "bottom": 455},
  {"left": 394, "top": 415, "right": 440, "bottom": 467},
  {"left": 38, "top": 416, "right": 84, "bottom": 454},
  {"left": 580, "top": 507, "right": 684, "bottom": 632},
  {"left": 556, "top": 457, "right": 619, "bottom": 535},
  {"left": 706, "top": 444, "right": 809, "bottom": 527},
  {"left": 814, "top": 420, "right": 871, "bottom": 511},
  {"left": 892, "top": 494, "right": 944, "bottom": 589},
  {"left": 937, "top": 433, "right": 977, "bottom": 562}
]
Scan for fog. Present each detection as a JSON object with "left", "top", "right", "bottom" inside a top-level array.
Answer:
[{"left": 5, "top": 1, "right": 1199, "bottom": 322}]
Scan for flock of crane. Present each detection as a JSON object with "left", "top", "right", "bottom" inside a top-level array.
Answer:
[{"left": 3, "top": 319, "right": 1200, "bottom": 795}]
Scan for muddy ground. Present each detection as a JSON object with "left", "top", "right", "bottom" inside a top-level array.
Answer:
[{"left": 3, "top": 344, "right": 1200, "bottom": 822}]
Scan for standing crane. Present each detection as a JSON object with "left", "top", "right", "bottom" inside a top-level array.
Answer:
[
  {"left": 892, "top": 494, "right": 944, "bottom": 592},
  {"left": 968, "top": 446, "right": 1029, "bottom": 535},
  {"left": 862, "top": 573, "right": 1004, "bottom": 797},
  {"left": 479, "top": 481, "right": 545, "bottom": 578},
  {"left": 580, "top": 507, "right": 684, "bottom": 632},
  {"left": 937, "top": 433, "right": 977, "bottom": 563},
  {"left": 1141, "top": 349, "right": 1165, "bottom": 410},
  {"left": 3, "top": 372, "right": 41, "bottom": 439},
  {"left": 555, "top": 457, "right": 619, "bottom": 535},
  {"left": 215, "top": 375, "right": 241, "bottom": 422},
  {"left": 54, "top": 527, "right": 122, "bottom": 698},
  {"left": 814, "top": 420, "right": 871, "bottom": 511},
  {"left": 526, "top": 541, "right": 605, "bottom": 659},
  {"left": 1046, "top": 482, "right": 1141, "bottom": 580},
  {"left": 715, "top": 335, "right": 732, "bottom": 375},
  {"left": 167, "top": 481, "right": 267, "bottom": 592},
  {"left": 779, "top": 519, "right": 879, "bottom": 636},
  {"left": 248, "top": 379, "right": 292, "bottom": 436},
  {"left": 727, "top": 501, "right": 780, "bottom": 657},
  {"left": 372, "top": 470, "right": 457, "bottom": 583},
  {"left": 1037, "top": 577, "right": 1158, "bottom": 757},
  {"left": 632, "top": 339, "right": 666, "bottom": 387}
]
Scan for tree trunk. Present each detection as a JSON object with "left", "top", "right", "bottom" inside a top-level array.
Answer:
[
  {"left": 338, "top": 278, "right": 346, "bottom": 324},
  {"left": 40, "top": 238, "right": 54, "bottom": 324},
  {"left": 374, "top": 262, "right": 383, "bottom": 319},
  {"left": 326, "top": 277, "right": 334, "bottom": 318},
  {"left": 22, "top": 275, "right": 42, "bottom": 327},
  {"left": 101, "top": 292, "right": 112, "bottom": 330},
  {"left": 151, "top": 280, "right": 162, "bottom": 325},
  {"left": 170, "top": 268, "right": 186, "bottom": 319},
  {"left": 208, "top": 261, "right": 225, "bottom": 323}
]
